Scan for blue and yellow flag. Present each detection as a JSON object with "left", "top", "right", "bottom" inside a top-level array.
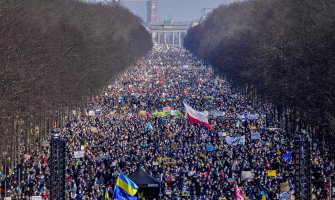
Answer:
[
  {"left": 113, "top": 173, "right": 138, "bottom": 200},
  {"left": 105, "top": 188, "right": 110, "bottom": 200}
]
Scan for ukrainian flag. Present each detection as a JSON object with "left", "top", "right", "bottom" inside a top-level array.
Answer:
[
  {"left": 113, "top": 173, "right": 138, "bottom": 200},
  {"left": 105, "top": 188, "right": 110, "bottom": 200}
]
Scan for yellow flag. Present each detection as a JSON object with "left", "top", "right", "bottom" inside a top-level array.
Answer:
[
  {"left": 267, "top": 170, "right": 277, "bottom": 177},
  {"left": 84, "top": 140, "right": 88, "bottom": 149},
  {"left": 278, "top": 150, "right": 282, "bottom": 156},
  {"left": 262, "top": 195, "right": 266, "bottom": 200},
  {"left": 105, "top": 189, "right": 110, "bottom": 200}
]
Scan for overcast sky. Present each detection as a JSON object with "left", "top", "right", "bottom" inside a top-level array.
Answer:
[{"left": 120, "top": 0, "right": 231, "bottom": 22}]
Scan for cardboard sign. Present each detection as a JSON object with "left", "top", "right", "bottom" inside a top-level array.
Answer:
[
  {"left": 90, "top": 127, "right": 98, "bottom": 133},
  {"left": 241, "top": 171, "right": 254, "bottom": 180},
  {"left": 280, "top": 182, "right": 290, "bottom": 192},
  {"left": 24, "top": 154, "right": 31, "bottom": 161}
]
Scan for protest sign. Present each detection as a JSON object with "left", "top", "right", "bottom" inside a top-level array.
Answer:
[
  {"left": 226, "top": 136, "right": 246, "bottom": 145},
  {"left": 90, "top": 127, "right": 98, "bottom": 133},
  {"left": 171, "top": 110, "right": 178, "bottom": 116},
  {"left": 42, "top": 140, "right": 49, "bottom": 147},
  {"left": 24, "top": 154, "right": 31, "bottom": 161},
  {"left": 267, "top": 170, "right": 277, "bottom": 177},
  {"left": 280, "top": 182, "right": 290, "bottom": 192},
  {"left": 241, "top": 171, "right": 254, "bottom": 180},
  {"left": 163, "top": 107, "right": 171, "bottom": 112},
  {"left": 74, "top": 151, "right": 84, "bottom": 158},
  {"left": 31, "top": 196, "right": 42, "bottom": 200},
  {"left": 251, "top": 132, "right": 261, "bottom": 140},
  {"left": 227, "top": 178, "right": 235, "bottom": 182},
  {"left": 88, "top": 110, "right": 95, "bottom": 116},
  {"left": 279, "top": 192, "right": 290, "bottom": 200},
  {"left": 218, "top": 132, "right": 226, "bottom": 138}
]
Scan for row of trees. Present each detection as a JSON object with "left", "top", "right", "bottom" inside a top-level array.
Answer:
[
  {"left": 185, "top": 0, "right": 335, "bottom": 144},
  {"left": 0, "top": 0, "right": 152, "bottom": 164}
]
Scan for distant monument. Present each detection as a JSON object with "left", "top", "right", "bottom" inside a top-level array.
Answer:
[{"left": 147, "top": 0, "right": 158, "bottom": 24}]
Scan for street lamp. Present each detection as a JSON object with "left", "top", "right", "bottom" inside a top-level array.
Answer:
[{"left": 2, "top": 150, "right": 7, "bottom": 198}]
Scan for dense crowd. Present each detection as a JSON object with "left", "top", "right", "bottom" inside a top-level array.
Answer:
[{"left": 1, "top": 46, "right": 334, "bottom": 199}]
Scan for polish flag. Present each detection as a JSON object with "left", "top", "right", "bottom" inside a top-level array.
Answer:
[
  {"left": 183, "top": 102, "right": 212, "bottom": 129},
  {"left": 235, "top": 182, "right": 244, "bottom": 200}
]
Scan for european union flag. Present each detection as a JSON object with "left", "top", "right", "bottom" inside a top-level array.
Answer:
[
  {"left": 113, "top": 173, "right": 138, "bottom": 200},
  {"left": 145, "top": 122, "right": 153, "bottom": 132},
  {"left": 282, "top": 152, "right": 291, "bottom": 160}
]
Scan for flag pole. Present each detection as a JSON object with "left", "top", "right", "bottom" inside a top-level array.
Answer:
[{"left": 330, "top": 176, "right": 332, "bottom": 200}]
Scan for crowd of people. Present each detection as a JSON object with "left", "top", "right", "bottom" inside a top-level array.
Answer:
[{"left": 1, "top": 46, "right": 334, "bottom": 199}]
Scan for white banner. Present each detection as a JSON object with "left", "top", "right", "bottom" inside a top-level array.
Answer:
[
  {"left": 170, "top": 110, "right": 178, "bottom": 116},
  {"left": 226, "top": 136, "right": 245, "bottom": 145},
  {"left": 88, "top": 110, "right": 95, "bottom": 116},
  {"left": 266, "top": 127, "right": 282, "bottom": 131},
  {"left": 251, "top": 132, "right": 261, "bottom": 140},
  {"left": 31, "top": 197, "right": 42, "bottom": 200},
  {"left": 241, "top": 171, "right": 254, "bottom": 180},
  {"left": 210, "top": 110, "right": 225, "bottom": 117},
  {"left": 74, "top": 151, "right": 84, "bottom": 158},
  {"left": 41, "top": 141, "right": 49, "bottom": 147}
]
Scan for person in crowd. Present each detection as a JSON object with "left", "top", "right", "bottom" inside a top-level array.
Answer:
[{"left": 1, "top": 46, "right": 334, "bottom": 200}]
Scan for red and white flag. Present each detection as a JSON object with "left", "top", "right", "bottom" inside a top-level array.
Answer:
[
  {"left": 183, "top": 102, "right": 212, "bottom": 129},
  {"left": 235, "top": 182, "right": 244, "bottom": 200}
]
